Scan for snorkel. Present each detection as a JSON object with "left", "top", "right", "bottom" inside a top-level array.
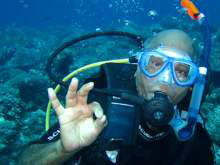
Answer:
[{"left": 177, "top": 0, "right": 211, "bottom": 141}]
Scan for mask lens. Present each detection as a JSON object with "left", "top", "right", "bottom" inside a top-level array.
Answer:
[
  {"left": 145, "top": 54, "right": 166, "bottom": 74},
  {"left": 174, "top": 62, "right": 191, "bottom": 83}
]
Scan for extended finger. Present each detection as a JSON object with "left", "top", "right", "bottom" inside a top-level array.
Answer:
[
  {"left": 66, "top": 78, "right": 78, "bottom": 108},
  {"left": 77, "top": 82, "right": 94, "bottom": 105},
  {"left": 48, "top": 88, "right": 65, "bottom": 116}
]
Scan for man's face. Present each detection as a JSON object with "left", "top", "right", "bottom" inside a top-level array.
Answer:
[{"left": 135, "top": 67, "right": 189, "bottom": 105}]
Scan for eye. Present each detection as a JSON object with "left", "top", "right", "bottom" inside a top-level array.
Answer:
[
  {"left": 174, "top": 63, "right": 190, "bottom": 81},
  {"left": 150, "top": 57, "right": 163, "bottom": 67},
  {"left": 178, "top": 71, "right": 187, "bottom": 78},
  {"left": 154, "top": 61, "right": 161, "bottom": 67},
  {"left": 177, "top": 68, "right": 188, "bottom": 76},
  {"left": 145, "top": 55, "right": 165, "bottom": 73}
]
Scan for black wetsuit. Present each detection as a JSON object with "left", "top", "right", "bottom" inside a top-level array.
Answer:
[
  {"left": 32, "top": 123, "right": 213, "bottom": 165},
  {"left": 31, "top": 63, "right": 214, "bottom": 165}
]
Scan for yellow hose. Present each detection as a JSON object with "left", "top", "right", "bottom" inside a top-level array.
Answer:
[{"left": 45, "top": 58, "right": 129, "bottom": 131}]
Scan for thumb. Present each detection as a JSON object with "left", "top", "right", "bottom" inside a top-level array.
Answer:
[{"left": 94, "top": 115, "right": 107, "bottom": 134}]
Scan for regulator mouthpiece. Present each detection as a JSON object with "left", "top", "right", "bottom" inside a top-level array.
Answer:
[{"left": 142, "top": 91, "right": 174, "bottom": 127}]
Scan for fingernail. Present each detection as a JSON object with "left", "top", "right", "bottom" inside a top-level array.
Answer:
[
  {"left": 88, "top": 82, "right": 94, "bottom": 87},
  {"left": 102, "top": 115, "right": 107, "bottom": 124},
  {"left": 72, "top": 77, "right": 77, "bottom": 83},
  {"left": 95, "top": 110, "right": 103, "bottom": 118},
  {"left": 48, "top": 88, "right": 52, "bottom": 96},
  {"left": 48, "top": 88, "right": 52, "bottom": 92}
]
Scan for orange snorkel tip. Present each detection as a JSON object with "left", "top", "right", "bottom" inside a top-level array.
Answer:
[{"left": 180, "top": 0, "right": 202, "bottom": 21}]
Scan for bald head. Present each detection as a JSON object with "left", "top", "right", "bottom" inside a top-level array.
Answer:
[{"left": 144, "top": 29, "right": 195, "bottom": 57}]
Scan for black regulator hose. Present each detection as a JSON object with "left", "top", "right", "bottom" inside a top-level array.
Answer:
[{"left": 46, "top": 31, "right": 145, "bottom": 86}]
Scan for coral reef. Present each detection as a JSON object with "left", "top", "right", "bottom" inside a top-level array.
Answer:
[{"left": 0, "top": 18, "right": 220, "bottom": 164}]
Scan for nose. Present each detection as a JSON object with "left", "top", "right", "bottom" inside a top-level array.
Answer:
[{"left": 159, "top": 67, "right": 174, "bottom": 85}]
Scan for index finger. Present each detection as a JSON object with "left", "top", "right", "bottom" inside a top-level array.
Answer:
[
  {"left": 48, "top": 88, "right": 65, "bottom": 116},
  {"left": 66, "top": 78, "right": 78, "bottom": 108}
]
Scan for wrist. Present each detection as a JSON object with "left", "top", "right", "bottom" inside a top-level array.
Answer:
[
  {"left": 56, "top": 140, "right": 66, "bottom": 154},
  {"left": 56, "top": 140, "right": 81, "bottom": 155}
]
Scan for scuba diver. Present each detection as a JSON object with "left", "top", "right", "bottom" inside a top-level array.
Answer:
[
  {"left": 17, "top": 29, "right": 214, "bottom": 165},
  {"left": 18, "top": 0, "right": 215, "bottom": 164}
]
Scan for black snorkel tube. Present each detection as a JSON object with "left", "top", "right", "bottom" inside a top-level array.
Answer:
[
  {"left": 177, "top": 2, "right": 211, "bottom": 141},
  {"left": 46, "top": 31, "right": 144, "bottom": 86}
]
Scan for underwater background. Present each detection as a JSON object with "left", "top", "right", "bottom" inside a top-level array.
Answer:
[{"left": 1, "top": 0, "right": 220, "bottom": 164}]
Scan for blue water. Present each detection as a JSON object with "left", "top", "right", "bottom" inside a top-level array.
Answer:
[
  {"left": 1, "top": 0, "right": 218, "bottom": 28},
  {"left": 0, "top": 1, "right": 219, "bottom": 164}
]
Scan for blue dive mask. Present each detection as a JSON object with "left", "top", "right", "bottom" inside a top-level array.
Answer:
[{"left": 138, "top": 46, "right": 199, "bottom": 87}]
